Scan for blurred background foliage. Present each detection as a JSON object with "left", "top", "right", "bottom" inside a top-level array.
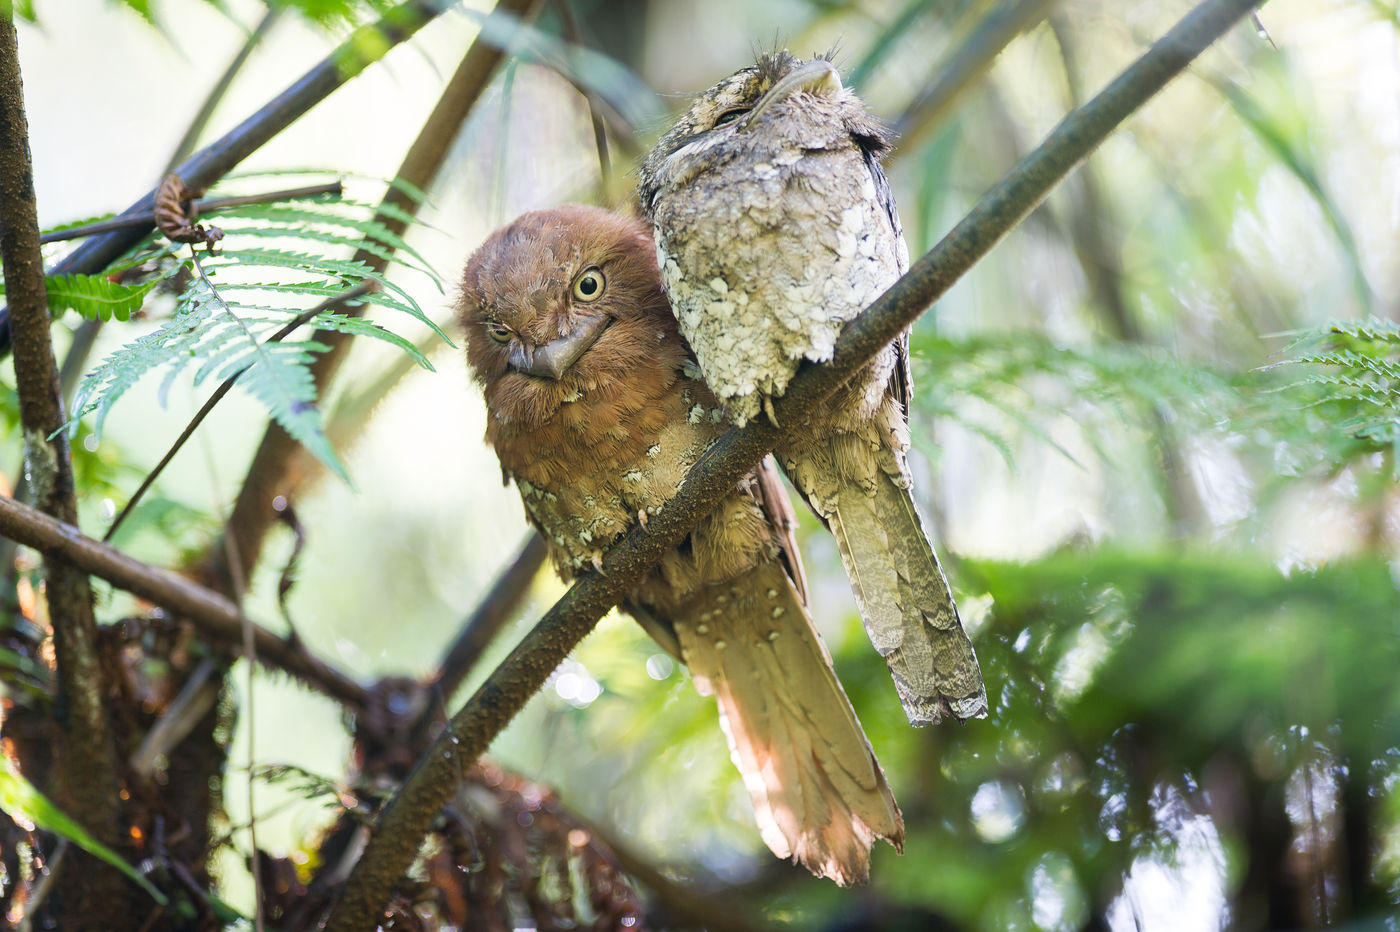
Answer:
[{"left": 3, "top": 0, "right": 1400, "bottom": 928}]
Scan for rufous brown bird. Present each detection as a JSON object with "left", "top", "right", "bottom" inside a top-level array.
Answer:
[
  {"left": 638, "top": 51, "right": 988, "bottom": 726},
  {"left": 458, "top": 204, "right": 902, "bottom": 885}
]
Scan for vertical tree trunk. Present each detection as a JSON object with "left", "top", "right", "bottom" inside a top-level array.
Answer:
[{"left": 0, "top": 14, "right": 138, "bottom": 926}]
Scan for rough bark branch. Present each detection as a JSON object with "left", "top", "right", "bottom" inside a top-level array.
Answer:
[
  {"left": 0, "top": 15, "right": 132, "bottom": 920},
  {"left": 199, "top": 0, "right": 543, "bottom": 596},
  {"left": 0, "top": 495, "right": 368, "bottom": 710},
  {"left": 0, "top": 0, "right": 459, "bottom": 357},
  {"left": 324, "top": 0, "right": 1266, "bottom": 925}
]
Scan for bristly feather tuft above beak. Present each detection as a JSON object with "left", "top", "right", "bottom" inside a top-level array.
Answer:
[{"left": 739, "top": 59, "right": 843, "bottom": 132}]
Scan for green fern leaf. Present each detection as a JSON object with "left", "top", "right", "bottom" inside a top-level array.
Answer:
[
  {"left": 45, "top": 273, "right": 154, "bottom": 321},
  {"left": 216, "top": 202, "right": 441, "bottom": 287}
]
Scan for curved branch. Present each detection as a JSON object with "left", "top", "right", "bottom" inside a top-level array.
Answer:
[
  {"left": 324, "top": 0, "right": 1268, "bottom": 925},
  {"left": 0, "top": 495, "right": 368, "bottom": 710}
]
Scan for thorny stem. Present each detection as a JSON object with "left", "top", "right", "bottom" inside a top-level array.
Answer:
[
  {"left": 0, "top": 14, "right": 131, "bottom": 921},
  {"left": 325, "top": 0, "right": 1267, "bottom": 925}
]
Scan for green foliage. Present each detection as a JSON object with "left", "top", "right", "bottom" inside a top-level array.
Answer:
[
  {"left": 793, "top": 550, "right": 1400, "bottom": 927},
  {"left": 65, "top": 188, "right": 444, "bottom": 481},
  {"left": 44, "top": 273, "right": 155, "bottom": 322},
  {"left": 0, "top": 0, "right": 37, "bottom": 22},
  {"left": 909, "top": 329, "right": 1237, "bottom": 468},
  {"left": 1276, "top": 318, "right": 1400, "bottom": 462},
  {"left": 0, "top": 755, "right": 168, "bottom": 905}
]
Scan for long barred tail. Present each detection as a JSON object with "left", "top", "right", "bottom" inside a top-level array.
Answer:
[
  {"left": 827, "top": 472, "right": 988, "bottom": 725},
  {"left": 674, "top": 559, "right": 903, "bottom": 886}
]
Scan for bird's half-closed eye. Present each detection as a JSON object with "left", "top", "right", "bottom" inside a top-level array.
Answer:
[
  {"left": 485, "top": 321, "right": 513, "bottom": 345},
  {"left": 713, "top": 107, "right": 751, "bottom": 128},
  {"left": 572, "top": 267, "right": 606, "bottom": 303}
]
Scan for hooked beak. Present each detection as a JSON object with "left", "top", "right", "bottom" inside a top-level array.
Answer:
[
  {"left": 739, "top": 59, "right": 843, "bottom": 132},
  {"left": 507, "top": 312, "right": 610, "bottom": 380}
]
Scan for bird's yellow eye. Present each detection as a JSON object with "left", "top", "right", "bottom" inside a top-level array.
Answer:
[
  {"left": 713, "top": 107, "right": 750, "bottom": 127},
  {"left": 485, "top": 322, "right": 513, "bottom": 345},
  {"left": 572, "top": 268, "right": 606, "bottom": 303}
]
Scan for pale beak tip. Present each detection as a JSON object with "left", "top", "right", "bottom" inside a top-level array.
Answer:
[{"left": 812, "top": 61, "right": 843, "bottom": 95}]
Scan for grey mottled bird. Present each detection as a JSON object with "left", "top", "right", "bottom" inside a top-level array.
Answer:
[{"left": 638, "top": 51, "right": 988, "bottom": 726}]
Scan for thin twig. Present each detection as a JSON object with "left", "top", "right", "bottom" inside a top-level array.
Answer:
[
  {"left": 1048, "top": 15, "right": 1205, "bottom": 536},
  {"left": 128, "top": 658, "right": 222, "bottom": 778},
  {"left": 38, "top": 183, "right": 344, "bottom": 244},
  {"left": 324, "top": 1, "right": 1267, "bottom": 924},
  {"left": 0, "top": 494, "right": 368, "bottom": 709},
  {"left": 430, "top": 533, "right": 547, "bottom": 700},
  {"left": 553, "top": 0, "right": 621, "bottom": 185},
  {"left": 103, "top": 282, "right": 374, "bottom": 544},
  {"left": 890, "top": 0, "right": 1057, "bottom": 159}
]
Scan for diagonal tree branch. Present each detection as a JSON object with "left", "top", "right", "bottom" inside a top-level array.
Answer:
[
  {"left": 325, "top": 0, "right": 1268, "bottom": 925},
  {"left": 0, "top": 0, "right": 460, "bottom": 358},
  {"left": 0, "top": 14, "right": 131, "bottom": 919},
  {"left": 0, "top": 495, "right": 368, "bottom": 710},
  {"left": 198, "top": 0, "right": 544, "bottom": 597}
]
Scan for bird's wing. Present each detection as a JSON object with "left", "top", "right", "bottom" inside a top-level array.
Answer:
[{"left": 858, "top": 143, "right": 914, "bottom": 422}]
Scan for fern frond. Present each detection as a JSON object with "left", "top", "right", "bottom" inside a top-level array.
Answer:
[
  {"left": 215, "top": 200, "right": 440, "bottom": 286},
  {"left": 45, "top": 274, "right": 155, "bottom": 322},
  {"left": 1278, "top": 317, "right": 1400, "bottom": 463},
  {"left": 63, "top": 173, "right": 448, "bottom": 483},
  {"left": 908, "top": 330, "right": 1236, "bottom": 469},
  {"left": 200, "top": 247, "right": 446, "bottom": 339}
]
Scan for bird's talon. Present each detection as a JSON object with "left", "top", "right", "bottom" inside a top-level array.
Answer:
[{"left": 762, "top": 395, "right": 780, "bottom": 427}]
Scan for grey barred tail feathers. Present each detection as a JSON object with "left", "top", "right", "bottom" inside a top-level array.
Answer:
[{"left": 638, "top": 50, "right": 988, "bottom": 726}]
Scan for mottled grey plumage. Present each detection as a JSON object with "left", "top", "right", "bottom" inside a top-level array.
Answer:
[{"left": 639, "top": 51, "right": 988, "bottom": 725}]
